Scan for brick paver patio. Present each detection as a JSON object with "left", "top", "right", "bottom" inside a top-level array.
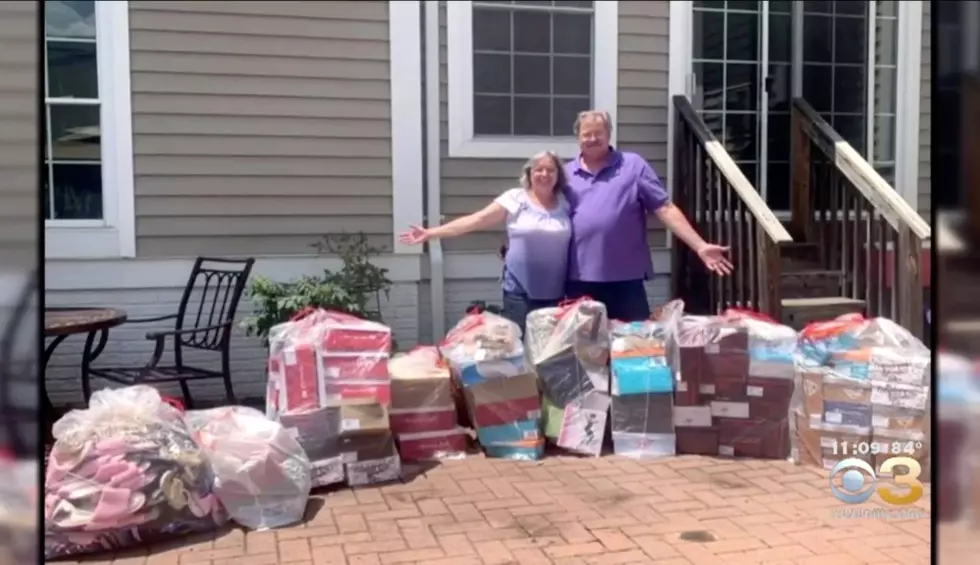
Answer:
[{"left": 79, "top": 455, "right": 931, "bottom": 565}]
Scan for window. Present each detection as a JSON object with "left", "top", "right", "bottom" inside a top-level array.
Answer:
[
  {"left": 43, "top": 0, "right": 134, "bottom": 259},
  {"left": 801, "top": 1, "right": 870, "bottom": 156},
  {"left": 446, "top": 0, "right": 618, "bottom": 159},
  {"left": 798, "top": 0, "right": 920, "bottom": 201}
]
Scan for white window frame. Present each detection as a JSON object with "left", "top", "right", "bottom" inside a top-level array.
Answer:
[
  {"left": 891, "top": 0, "right": 923, "bottom": 209},
  {"left": 44, "top": 0, "right": 135, "bottom": 259},
  {"left": 446, "top": 0, "right": 619, "bottom": 160}
]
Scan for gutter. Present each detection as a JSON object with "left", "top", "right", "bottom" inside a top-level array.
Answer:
[{"left": 423, "top": 0, "right": 445, "bottom": 340}]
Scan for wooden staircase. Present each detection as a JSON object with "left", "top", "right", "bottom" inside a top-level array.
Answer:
[
  {"left": 671, "top": 96, "right": 930, "bottom": 338},
  {"left": 775, "top": 241, "right": 866, "bottom": 329}
]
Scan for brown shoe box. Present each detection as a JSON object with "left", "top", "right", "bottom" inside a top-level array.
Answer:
[
  {"left": 675, "top": 426, "right": 719, "bottom": 456},
  {"left": 792, "top": 413, "right": 873, "bottom": 469},
  {"left": 340, "top": 430, "right": 398, "bottom": 462},
  {"left": 713, "top": 377, "right": 794, "bottom": 420},
  {"left": 674, "top": 346, "right": 704, "bottom": 406},
  {"left": 716, "top": 416, "right": 790, "bottom": 459}
]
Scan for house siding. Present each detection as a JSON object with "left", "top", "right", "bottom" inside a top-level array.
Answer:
[
  {"left": 437, "top": 1, "right": 671, "bottom": 255},
  {"left": 918, "top": 0, "right": 931, "bottom": 216},
  {"left": 0, "top": 1, "right": 37, "bottom": 269},
  {"left": 128, "top": 1, "right": 395, "bottom": 257}
]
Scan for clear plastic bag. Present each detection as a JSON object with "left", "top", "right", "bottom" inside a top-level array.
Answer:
[
  {"left": 791, "top": 314, "right": 930, "bottom": 478},
  {"left": 607, "top": 300, "right": 684, "bottom": 458},
  {"left": 266, "top": 309, "right": 395, "bottom": 487},
  {"left": 184, "top": 406, "right": 312, "bottom": 531},
  {"left": 672, "top": 309, "right": 797, "bottom": 459},
  {"left": 266, "top": 309, "right": 392, "bottom": 421},
  {"left": 442, "top": 312, "right": 542, "bottom": 460},
  {"left": 44, "top": 386, "right": 227, "bottom": 559},
  {"left": 389, "top": 347, "right": 467, "bottom": 461},
  {"left": 441, "top": 311, "right": 528, "bottom": 385},
  {"left": 526, "top": 298, "right": 611, "bottom": 456}
]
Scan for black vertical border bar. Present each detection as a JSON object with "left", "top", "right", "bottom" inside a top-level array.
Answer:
[{"left": 36, "top": 0, "right": 46, "bottom": 559}]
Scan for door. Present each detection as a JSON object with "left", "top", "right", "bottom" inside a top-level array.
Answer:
[
  {"left": 691, "top": 1, "right": 899, "bottom": 212},
  {"left": 691, "top": 1, "right": 793, "bottom": 211},
  {"left": 796, "top": 1, "right": 900, "bottom": 188}
]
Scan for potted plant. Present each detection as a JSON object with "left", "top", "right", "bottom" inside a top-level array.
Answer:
[{"left": 241, "top": 233, "right": 393, "bottom": 347}]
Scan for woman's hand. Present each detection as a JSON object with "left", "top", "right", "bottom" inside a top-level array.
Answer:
[
  {"left": 399, "top": 225, "right": 431, "bottom": 245},
  {"left": 696, "top": 243, "right": 734, "bottom": 275}
]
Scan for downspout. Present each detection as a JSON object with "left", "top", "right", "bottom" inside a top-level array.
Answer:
[{"left": 423, "top": 0, "right": 446, "bottom": 340}]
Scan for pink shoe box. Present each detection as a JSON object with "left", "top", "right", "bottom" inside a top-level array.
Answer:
[
  {"left": 389, "top": 406, "right": 457, "bottom": 435},
  {"left": 396, "top": 427, "right": 469, "bottom": 461}
]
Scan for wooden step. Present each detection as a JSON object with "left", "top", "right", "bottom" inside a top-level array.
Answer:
[
  {"left": 780, "top": 296, "right": 866, "bottom": 330},
  {"left": 780, "top": 269, "right": 845, "bottom": 299},
  {"left": 779, "top": 242, "right": 821, "bottom": 263}
]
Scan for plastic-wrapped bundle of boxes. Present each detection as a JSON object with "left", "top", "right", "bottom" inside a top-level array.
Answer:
[
  {"left": 526, "top": 299, "right": 611, "bottom": 457},
  {"left": 441, "top": 312, "right": 543, "bottom": 460},
  {"left": 608, "top": 302, "right": 684, "bottom": 457},
  {"left": 673, "top": 311, "right": 797, "bottom": 458},
  {"left": 388, "top": 347, "right": 468, "bottom": 461},
  {"left": 267, "top": 309, "right": 400, "bottom": 487},
  {"left": 791, "top": 315, "right": 931, "bottom": 484}
]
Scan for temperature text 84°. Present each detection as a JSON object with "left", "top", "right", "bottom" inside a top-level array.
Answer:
[{"left": 830, "top": 440, "right": 922, "bottom": 456}]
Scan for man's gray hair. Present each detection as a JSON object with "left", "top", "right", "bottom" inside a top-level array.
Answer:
[{"left": 573, "top": 110, "right": 613, "bottom": 136}]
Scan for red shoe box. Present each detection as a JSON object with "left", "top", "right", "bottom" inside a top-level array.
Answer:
[
  {"left": 468, "top": 396, "right": 541, "bottom": 428},
  {"left": 397, "top": 428, "right": 469, "bottom": 461},
  {"left": 319, "top": 352, "right": 390, "bottom": 381},
  {"left": 389, "top": 407, "right": 457, "bottom": 435},
  {"left": 318, "top": 312, "right": 392, "bottom": 353},
  {"left": 279, "top": 342, "right": 320, "bottom": 411}
]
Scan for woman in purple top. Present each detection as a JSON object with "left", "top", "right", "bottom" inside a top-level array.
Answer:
[
  {"left": 563, "top": 110, "right": 732, "bottom": 321},
  {"left": 399, "top": 151, "right": 571, "bottom": 334}
]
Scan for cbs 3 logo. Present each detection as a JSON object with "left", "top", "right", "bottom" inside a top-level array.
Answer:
[{"left": 829, "top": 457, "right": 924, "bottom": 505}]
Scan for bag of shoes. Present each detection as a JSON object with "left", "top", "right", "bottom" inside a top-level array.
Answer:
[
  {"left": 184, "top": 406, "right": 312, "bottom": 530},
  {"left": 44, "top": 386, "right": 227, "bottom": 559}
]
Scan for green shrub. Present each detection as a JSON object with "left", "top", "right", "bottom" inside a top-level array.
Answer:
[{"left": 241, "top": 233, "right": 392, "bottom": 345}]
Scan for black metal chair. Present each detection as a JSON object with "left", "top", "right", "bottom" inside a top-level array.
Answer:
[{"left": 84, "top": 257, "right": 255, "bottom": 408}]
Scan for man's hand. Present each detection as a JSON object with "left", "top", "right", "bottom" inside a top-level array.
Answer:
[{"left": 695, "top": 243, "right": 733, "bottom": 275}]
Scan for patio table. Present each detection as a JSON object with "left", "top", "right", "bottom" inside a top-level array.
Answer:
[{"left": 43, "top": 307, "right": 127, "bottom": 429}]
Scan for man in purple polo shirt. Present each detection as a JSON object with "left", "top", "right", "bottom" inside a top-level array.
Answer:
[{"left": 564, "top": 110, "right": 732, "bottom": 321}]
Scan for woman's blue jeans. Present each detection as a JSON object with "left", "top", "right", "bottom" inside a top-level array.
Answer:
[{"left": 500, "top": 291, "right": 560, "bottom": 336}]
